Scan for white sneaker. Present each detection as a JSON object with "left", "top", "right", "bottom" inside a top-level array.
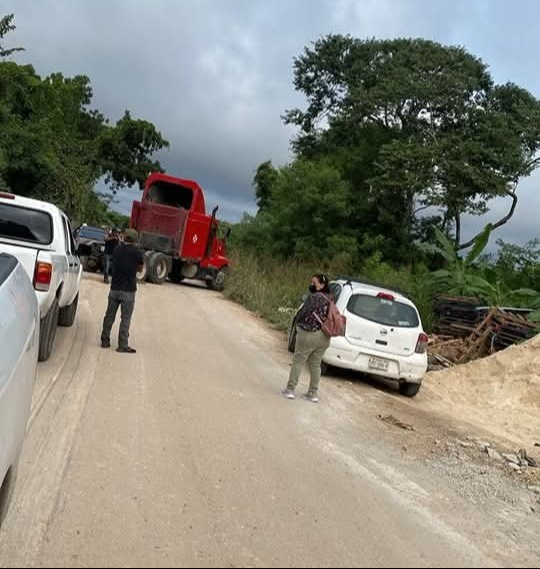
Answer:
[
  {"left": 280, "top": 389, "right": 295, "bottom": 400},
  {"left": 303, "top": 392, "right": 319, "bottom": 403}
]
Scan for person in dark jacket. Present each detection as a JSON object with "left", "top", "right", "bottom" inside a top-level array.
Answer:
[
  {"left": 281, "top": 273, "right": 331, "bottom": 403},
  {"left": 103, "top": 228, "right": 120, "bottom": 284},
  {"left": 100, "top": 229, "right": 144, "bottom": 353}
]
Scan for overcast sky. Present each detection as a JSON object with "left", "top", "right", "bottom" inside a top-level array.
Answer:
[{"left": 5, "top": 0, "right": 540, "bottom": 245}]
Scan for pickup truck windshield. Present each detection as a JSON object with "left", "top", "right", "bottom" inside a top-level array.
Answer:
[{"left": 0, "top": 203, "right": 53, "bottom": 245}]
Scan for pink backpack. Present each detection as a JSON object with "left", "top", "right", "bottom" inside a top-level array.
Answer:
[{"left": 314, "top": 298, "right": 346, "bottom": 337}]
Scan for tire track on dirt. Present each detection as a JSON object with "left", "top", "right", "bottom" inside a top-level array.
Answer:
[{"left": 0, "top": 297, "right": 98, "bottom": 567}]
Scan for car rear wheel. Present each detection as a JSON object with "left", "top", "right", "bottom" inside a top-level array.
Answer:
[
  {"left": 0, "top": 469, "right": 15, "bottom": 528},
  {"left": 399, "top": 381, "right": 421, "bottom": 397},
  {"left": 38, "top": 298, "right": 59, "bottom": 362}
]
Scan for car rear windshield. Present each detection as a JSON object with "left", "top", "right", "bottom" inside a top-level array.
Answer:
[
  {"left": 0, "top": 203, "right": 53, "bottom": 245},
  {"left": 347, "top": 294, "right": 420, "bottom": 328},
  {"left": 79, "top": 227, "right": 107, "bottom": 240}
]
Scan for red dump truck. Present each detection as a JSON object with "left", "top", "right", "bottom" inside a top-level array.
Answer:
[{"left": 130, "top": 172, "right": 230, "bottom": 290}]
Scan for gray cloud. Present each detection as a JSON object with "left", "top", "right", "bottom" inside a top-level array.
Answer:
[{"left": 5, "top": 0, "right": 540, "bottom": 244}]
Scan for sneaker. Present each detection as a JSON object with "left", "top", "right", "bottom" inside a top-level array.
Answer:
[
  {"left": 116, "top": 346, "right": 137, "bottom": 354},
  {"left": 280, "top": 389, "right": 295, "bottom": 400},
  {"left": 303, "top": 392, "right": 319, "bottom": 403}
]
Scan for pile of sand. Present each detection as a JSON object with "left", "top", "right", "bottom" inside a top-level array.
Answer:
[{"left": 423, "top": 334, "right": 540, "bottom": 449}]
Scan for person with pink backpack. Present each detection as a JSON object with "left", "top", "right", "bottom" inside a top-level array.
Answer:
[{"left": 281, "top": 273, "right": 345, "bottom": 403}]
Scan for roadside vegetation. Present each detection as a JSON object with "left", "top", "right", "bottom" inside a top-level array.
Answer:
[
  {"left": 0, "top": 14, "right": 166, "bottom": 227},
  {"left": 226, "top": 35, "right": 540, "bottom": 328}
]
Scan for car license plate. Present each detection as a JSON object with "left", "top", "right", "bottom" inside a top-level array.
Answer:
[{"left": 368, "top": 356, "right": 389, "bottom": 372}]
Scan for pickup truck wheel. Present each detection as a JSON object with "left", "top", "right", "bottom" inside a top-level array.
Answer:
[
  {"left": 148, "top": 252, "right": 168, "bottom": 284},
  {"left": 399, "top": 381, "right": 421, "bottom": 398},
  {"left": 206, "top": 268, "right": 227, "bottom": 291},
  {"left": 58, "top": 293, "right": 79, "bottom": 327},
  {"left": 38, "top": 299, "right": 59, "bottom": 362}
]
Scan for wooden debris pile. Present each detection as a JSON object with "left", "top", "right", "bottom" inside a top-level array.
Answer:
[{"left": 429, "top": 296, "right": 539, "bottom": 368}]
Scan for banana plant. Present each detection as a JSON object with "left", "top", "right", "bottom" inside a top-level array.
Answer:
[
  {"left": 424, "top": 223, "right": 540, "bottom": 307},
  {"left": 424, "top": 224, "right": 493, "bottom": 297}
]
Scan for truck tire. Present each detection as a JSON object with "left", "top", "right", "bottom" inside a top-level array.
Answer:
[
  {"left": 399, "top": 381, "right": 422, "bottom": 398},
  {"left": 58, "top": 293, "right": 79, "bottom": 327},
  {"left": 206, "top": 268, "right": 227, "bottom": 291},
  {"left": 148, "top": 252, "right": 169, "bottom": 284},
  {"left": 38, "top": 299, "right": 59, "bottom": 362},
  {"left": 137, "top": 251, "right": 153, "bottom": 282}
]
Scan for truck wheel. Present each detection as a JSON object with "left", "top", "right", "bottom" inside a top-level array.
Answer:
[
  {"left": 38, "top": 299, "right": 59, "bottom": 362},
  {"left": 399, "top": 382, "right": 422, "bottom": 398},
  {"left": 148, "top": 252, "right": 169, "bottom": 284},
  {"left": 58, "top": 293, "right": 79, "bottom": 327},
  {"left": 137, "top": 251, "right": 153, "bottom": 282},
  {"left": 207, "top": 268, "right": 227, "bottom": 291}
]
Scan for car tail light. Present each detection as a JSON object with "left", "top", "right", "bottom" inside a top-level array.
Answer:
[
  {"left": 377, "top": 292, "right": 395, "bottom": 301},
  {"left": 415, "top": 333, "right": 429, "bottom": 354},
  {"left": 34, "top": 262, "right": 53, "bottom": 292},
  {"left": 0, "top": 191, "right": 15, "bottom": 199}
]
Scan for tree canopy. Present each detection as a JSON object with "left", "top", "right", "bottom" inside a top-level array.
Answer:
[
  {"left": 239, "top": 35, "right": 540, "bottom": 264},
  {"left": 0, "top": 13, "right": 168, "bottom": 224}
]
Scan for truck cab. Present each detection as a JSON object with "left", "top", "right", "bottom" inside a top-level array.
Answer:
[{"left": 130, "top": 173, "right": 229, "bottom": 290}]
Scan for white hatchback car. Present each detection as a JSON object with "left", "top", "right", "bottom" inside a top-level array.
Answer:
[{"left": 289, "top": 278, "right": 428, "bottom": 397}]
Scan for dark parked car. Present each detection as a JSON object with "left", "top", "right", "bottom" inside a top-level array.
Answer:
[{"left": 75, "top": 225, "right": 108, "bottom": 272}]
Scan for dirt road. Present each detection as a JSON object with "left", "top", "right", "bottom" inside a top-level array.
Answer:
[{"left": 0, "top": 275, "right": 538, "bottom": 568}]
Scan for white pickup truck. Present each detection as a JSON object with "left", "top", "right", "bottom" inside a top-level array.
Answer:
[
  {"left": 0, "top": 253, "right": 39, "bottom": 527},
  {"left": 0, "top": 192, "right": 82, "bottom": 361}
]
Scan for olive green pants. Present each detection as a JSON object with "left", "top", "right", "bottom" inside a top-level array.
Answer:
[{"left": 287, "top": 327, "right": 330, "bottom": 394}]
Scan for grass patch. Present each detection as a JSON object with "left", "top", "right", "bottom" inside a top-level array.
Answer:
[{"left": 224, "top": 250, "right": 435, "bottom": 333}]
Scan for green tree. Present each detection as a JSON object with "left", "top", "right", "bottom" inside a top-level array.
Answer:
[
  {"left": 0, "top": 59, "right": 168, "bottom": 220},
  {"left": 0, "top": 14, "right": 23, "bottom": 58},
  {"left": 253, "top": 160, "right": 278, "bottom": 210},
  {"left": 235, "top": 160, "right": 356, "bottom": 263},
  {"left": 284, "top": 35, "right": 540, "bottom": 252}
]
